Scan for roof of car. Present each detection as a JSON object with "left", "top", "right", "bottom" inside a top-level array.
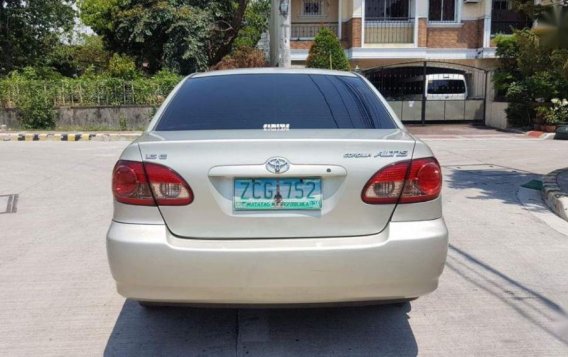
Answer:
[{"left": 192, "top": 68, "right": 358, "bottom": 78}]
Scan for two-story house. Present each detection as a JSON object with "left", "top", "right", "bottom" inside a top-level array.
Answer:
[
  {"left": 270, "top": 0, "right": 531, "bottom": 70},
  {"left": 269, "top": 0, "right": 532, "bottom": 125}
]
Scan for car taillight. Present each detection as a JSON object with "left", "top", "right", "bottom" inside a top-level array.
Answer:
[
  {"left": 112, "top": 160, "right": 193, "bottom": 206},
  {"left": 362, "top": 158, "right": 442, "bottom": 204},
  {"left": 144, "top": 162, "right": 193, "bottom": 206}
]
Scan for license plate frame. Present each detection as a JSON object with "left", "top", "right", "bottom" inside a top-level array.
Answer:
[{"left": 233, "top": 178, "right": 322, "bottom": 211}]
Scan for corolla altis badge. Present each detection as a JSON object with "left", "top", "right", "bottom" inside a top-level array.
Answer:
[
  {"left": 344, "top": 151, "right": 409, "bottom": 159},
  {"left": 374, "top": 150, "right": 409, "bottom": 158},
  {"left": 265, "top": 157, "right": 290, "bottom": 174},
  {"left": 344, "top": 153, "right": 371, "bottom": 159}
]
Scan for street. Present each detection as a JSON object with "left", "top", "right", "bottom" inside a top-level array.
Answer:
[{"left": 1, "top": 132, "right": 567, "bottom": 356}]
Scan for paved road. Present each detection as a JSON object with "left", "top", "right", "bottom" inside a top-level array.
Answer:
[{"left": 1, "top": 133, "right": 568, "bottom": 356}]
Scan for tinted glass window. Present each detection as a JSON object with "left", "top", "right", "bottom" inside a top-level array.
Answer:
[
  {"left": 427, "top": 80, "right": 465, "bottom": 94},
  {"left": 155, "top": 74, "right": 396, "bottom": 131}
]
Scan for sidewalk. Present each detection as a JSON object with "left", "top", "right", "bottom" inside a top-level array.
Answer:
[{"left": 543, "top": 168, "right": 568, "bottom": 222}]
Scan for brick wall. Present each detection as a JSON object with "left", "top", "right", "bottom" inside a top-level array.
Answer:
[
  {"left": 418, "top": 18, "right": 428, "bottom": 47},
  {"left": 426, "top": 20, "right": 484, "bottom": 48},
  {"left": 343, "top": 18, "right": 362, "bottom": 48},
  {"left": 291, "top": 41, "right": 314, "bottom": 50}
]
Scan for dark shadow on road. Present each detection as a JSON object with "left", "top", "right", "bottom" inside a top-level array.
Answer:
[
  {"left": 446, "top": 166, "right": 546, "bottom": 210},
  {"left": 447, "top": 244, "right": 568, "bottom": 346},
  {"left": 104, "top": 301, "right": 417, "bottom": 356}
]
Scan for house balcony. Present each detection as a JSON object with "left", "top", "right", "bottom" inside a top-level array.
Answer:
[
  {"left": 363, "top": 0, "right": 416, "bottom": 45},
  {"left": 291, "top": 22, "right": 339, "bottom": 40},
  {"left": 364, "top": 18, "right": 415, "bottom": 45},
  {"left": 290, "top": 0, "right": 341, "bottom": 48}
]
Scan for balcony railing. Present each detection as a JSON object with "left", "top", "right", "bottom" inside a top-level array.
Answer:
[
  {"left": 491, "top": 9, "right": 532, "bottom": 35},
  {"left": 291, "top": 22, "right": 339, "bottom": 40},
  {"left": 364, "top": 18, "right": 415, "bottom": 44}
]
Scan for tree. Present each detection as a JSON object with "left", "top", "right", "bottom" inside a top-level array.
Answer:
[
  {"left": 234, "top": 0, "right": 271, "bottom": 49},
  {"left": 306, "top": 28, "right": 350, "bottom": 71},
  {"left": 79, "top": 0, "right": 267, "bottom": 74},
  {"left": 0, "top": 0, "right": 75, "bottom": 75},
  {"left": 47, "top": 35, "right": 111, "bottom": 78}
]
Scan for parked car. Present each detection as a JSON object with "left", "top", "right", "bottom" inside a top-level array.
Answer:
[{"left": 107, "top": 68, "right": 449, "bottom": 306}]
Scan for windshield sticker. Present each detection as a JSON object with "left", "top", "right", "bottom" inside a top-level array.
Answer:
[{"left": 263, "top": 124, "right": 290, "bottom": 131}]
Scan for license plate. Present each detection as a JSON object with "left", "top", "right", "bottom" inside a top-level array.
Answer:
[{"left": 234, "top": 178, "right": 322, "bottom": 211}]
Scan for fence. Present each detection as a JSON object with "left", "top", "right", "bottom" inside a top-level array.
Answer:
[
  {"left": 364, "top": 61, "right": 489, "bottom": 123},
  {"left": 0, "top": 78, "right": 180, "bottom": 109},
  {"left": 364, "top": 19, "right": 415, "bottom": 44},
  {"left": 291, "top": 23, "right": 339, "bottom": 39}
]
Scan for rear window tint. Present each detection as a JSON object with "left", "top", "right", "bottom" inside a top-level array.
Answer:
[
  {"left": 428, "top": 80, "right": 466, "bottom": 94},
  {"left": 155, "top": 74, "right": 396, "bottom": 131}
]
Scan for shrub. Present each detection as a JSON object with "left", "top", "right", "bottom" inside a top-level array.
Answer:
[
  {"left": 107, "top": 54, "right": 138, "bottom": 80},
  {"left": 18, "top": 90, "right": 56, "bottom": 130},
  {"left": 306, "top": 28, "right": 350, "bottom": 71},
  {"left": 211, "top": 46, "right": 267, "bottom": 70},
  {"left": 494, "top": 28, "right": 568, "bottom": 127},
  {"left": 537, "top": 98, "right": 568, "bottom": 125},
  {"left": 505, "top": 82, "right": 533, "bottom": 127}
]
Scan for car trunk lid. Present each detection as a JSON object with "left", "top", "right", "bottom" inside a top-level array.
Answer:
[{"left": 137, "top": 129, "right": 416, "bottom": 239}]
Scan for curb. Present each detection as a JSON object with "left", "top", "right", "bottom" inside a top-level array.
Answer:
[
  {"left": 499, "top": 129, "right": 556, "bottom": 139},
  {"left": 542, "top": 168, "right": 568, "bottom": 222},
  {"left": 525, "top": 131, "right": 556, "bottom": 140},
  {"left": 0, "top": 132, "right": 141, "bottom": 142}
]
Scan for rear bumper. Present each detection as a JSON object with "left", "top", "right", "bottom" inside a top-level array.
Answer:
[{"left": 107, "top": 219, "right": 449, "bottom": 305}]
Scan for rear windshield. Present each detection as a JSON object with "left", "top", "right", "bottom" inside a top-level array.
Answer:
[
  {"left": 155, "top": 74, "right": 396, "bottom": 131},
  {"left": 427, "top": 80, "right": 466, "bottom": 94}
]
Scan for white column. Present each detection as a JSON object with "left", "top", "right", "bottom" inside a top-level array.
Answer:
[
  {"left": 413, "top": 0, "right": 419, "bottom": 47},
  {"left": 338, "top": 0, "right": 343, "bottom": 39},
  {"left": 483, "top": 0, "right": 493, "bottom": 48},
  {"left": 279, "top": 0, "right": 292, "bottom": 67}
]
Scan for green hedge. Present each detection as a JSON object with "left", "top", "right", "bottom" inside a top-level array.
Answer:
[{"left": 0, "top": 77, "right": 181, "bottom": 109}]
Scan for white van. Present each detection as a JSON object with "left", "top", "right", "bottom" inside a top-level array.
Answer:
[
  {"left": 425, "top": 74, "right": 468, "bottom": 100},
  {"left": 402, "top": 73, "right": 468, "bottom": 101}
]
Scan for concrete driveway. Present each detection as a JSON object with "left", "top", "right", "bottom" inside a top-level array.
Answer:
[{"left": 1, "top": 132, "right": 567, "bottom": 356}]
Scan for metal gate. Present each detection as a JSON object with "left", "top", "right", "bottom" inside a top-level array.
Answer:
[{"left": 363, "top": 61, "right": 489, "bottom": 124}]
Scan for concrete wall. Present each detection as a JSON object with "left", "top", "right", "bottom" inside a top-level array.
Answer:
[
  {"left": 0, "top": 106, "right": 155, "bottom": 130},
  {"left": 485, "top": 101, "right": 509, "bottom": 130}
]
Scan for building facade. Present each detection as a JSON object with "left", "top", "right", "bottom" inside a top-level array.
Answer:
[{"left": 270, "top": 0, "right": 532, "bottom": 70}]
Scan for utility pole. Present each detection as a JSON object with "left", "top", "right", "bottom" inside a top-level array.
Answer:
[{"left": 278, "top": 0, "right": 291, "bottom": 68}]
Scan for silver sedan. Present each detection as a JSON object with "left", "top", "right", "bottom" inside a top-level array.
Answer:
[{"left": 107, "top": 68, "right": 448, "bottom": 306}]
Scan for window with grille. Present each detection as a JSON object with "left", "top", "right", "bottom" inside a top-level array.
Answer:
[
  {"left": 493, "top": 0, "right": 512, "bottom": 11},
  {"left": 365, "top": 0, "right": 410, "bottom": 20},
  {"left": 429, "top": 0, "right": 458, "bottom": 22},
  {"left": 302, "top": 0, "right": 324, "bottom": 17}
]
